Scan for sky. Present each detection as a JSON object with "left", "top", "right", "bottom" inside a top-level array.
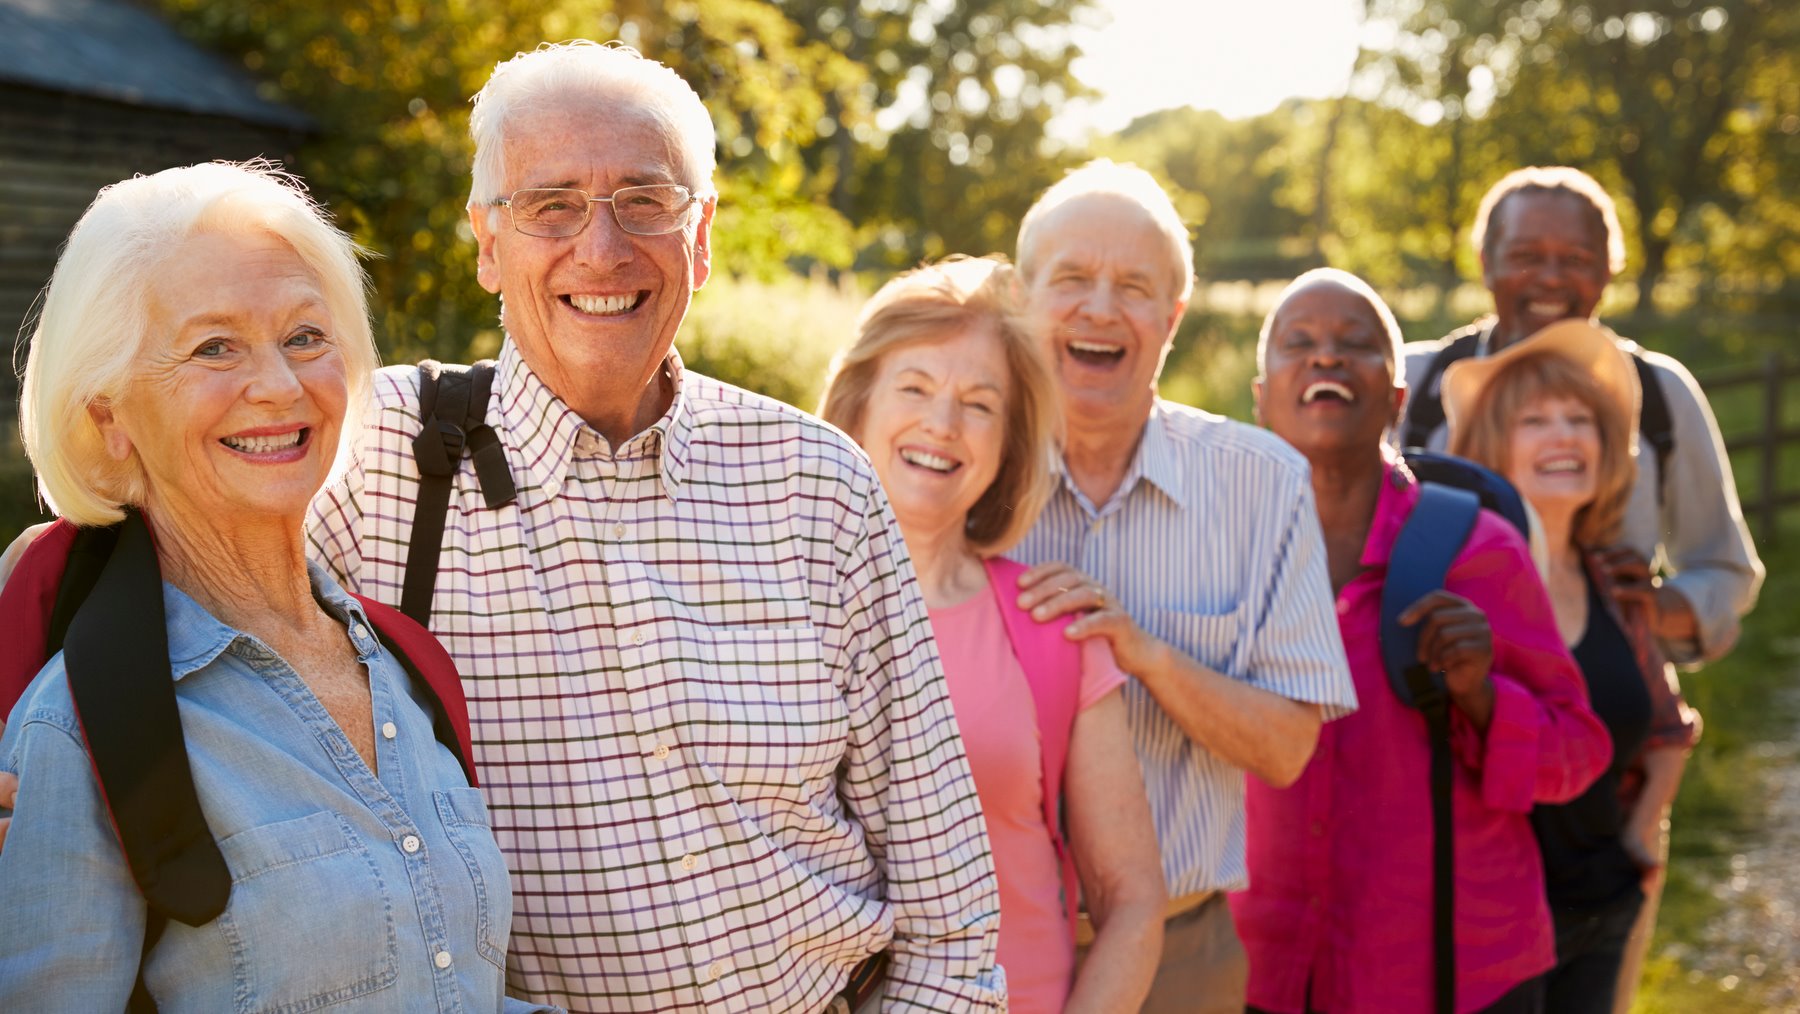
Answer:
[{"left": 1053, "top": 0, "right": 1368, "bottom": 140}]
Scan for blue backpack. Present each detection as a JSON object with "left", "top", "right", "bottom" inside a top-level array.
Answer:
[{"left": 1379, "top": 449, "right": 1529, "bottom": 1014}]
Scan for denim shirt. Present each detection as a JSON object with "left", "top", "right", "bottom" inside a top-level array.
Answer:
[{"left": 0, "top": 562, "right": 557, "bottom": 1014}]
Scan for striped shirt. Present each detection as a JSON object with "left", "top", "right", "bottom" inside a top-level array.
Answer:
[
  {"left": 307, "top": 341, "right": 1003, "bottom": 1014},
  {"left": 1009, "top": 399, "right": 1357, "bottom": 897}
]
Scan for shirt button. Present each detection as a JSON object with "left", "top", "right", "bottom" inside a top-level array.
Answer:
[
  {"left": 654, "top": 742, "right": 671, "bottom": 760},
  {"left": 381, "top": 721, "right": 398, "bottom": 740},
  {"left": 402, "top": 835, "right": 421, "bottom": 854},
  {"left": 632, "top": 630, "right": 646, "bottom": 646},
  {"left": 434, "top": 950, "right": 452, "bottom": 969},
  {"left": 613, "top": 523, "right": 626, "bottom": 538},
  {"left": 681, "top": 853, "right": 699, "bottom": 871},
  {"left": 706, "top": 960, "right": 725, "bottom": 982}
]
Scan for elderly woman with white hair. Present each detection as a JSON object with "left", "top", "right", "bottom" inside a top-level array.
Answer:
[
  {"left": 0, "top": 162, "right": 553, "bottom": 1013},
  {"left": 1231, "top": 268, "right": 1609, "bottom": 1014}
]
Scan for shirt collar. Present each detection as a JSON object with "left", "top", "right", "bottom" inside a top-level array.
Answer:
[
  {"left": 492, "top": 339, "right": 694, "bottom": 504},
  {"left": 165, "top": 560, "right": 374, "bottom": 681},
  {"left": 1358, "top": 451, "right": 1425, "bottom": 569},
  {"left": 1056, "top": 400, "right": 1188, "bottom": 513}
]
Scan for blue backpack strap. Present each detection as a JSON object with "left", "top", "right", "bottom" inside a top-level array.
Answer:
[
  {"left": 1379, "top": 483, "right": 1483, "bottom": 706},
  {"left": 1378, "top": 482, "right": 1481, "bottom": 1014},
  {"left": 1401, "top": 450, "right": 1529, "bottom": 538}
]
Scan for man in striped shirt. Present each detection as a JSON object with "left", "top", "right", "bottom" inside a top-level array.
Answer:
[
  {"left": 1003, "top": 161, "right": 1359, "bottom": 1014},
  {"left": 307, "top": 43, "right": 1003, "bottom": 1013}
]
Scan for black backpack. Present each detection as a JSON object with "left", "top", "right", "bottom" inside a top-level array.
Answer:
[
  {"left": 1398, "top": 327, "right": 1674, "bottom": 504},
  {"left": 402, "top": 360, "right": 517, "bottom": 625}
]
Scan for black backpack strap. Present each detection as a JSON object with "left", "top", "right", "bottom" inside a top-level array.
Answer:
[
  {"left": 1379, "top": 482, "right": 1481, "bottom": 1014},
  {"left": 1399, "top": 330, "right": 1484, "bottom": 450},
  {"left": 1631, "top": 351, "right": 1673, "bottom": 506},
  {"left": 127, "top": 913, "right": 169, "bottom": 1013},
  {"left": 60, "top": 511, "right": 231, "bottom": 1014},
  {"left": 402, "top": 360, "right": 517, "bottom": 626}
]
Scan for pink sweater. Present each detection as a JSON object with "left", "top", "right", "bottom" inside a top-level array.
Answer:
[{"left": 1232, "top": 463, "right": 1612, "bottom": 1013}]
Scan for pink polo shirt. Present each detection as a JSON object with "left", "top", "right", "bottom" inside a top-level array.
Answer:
[
  {"left": 930, "top": 580, "right": 1126, "bottom": 1014},
  {"left": 1231, "top": 462, "right": 1612, "bottom": 1014}
]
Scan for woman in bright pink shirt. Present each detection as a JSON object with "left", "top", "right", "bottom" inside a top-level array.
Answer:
[
  {"left": 1233, "top": 269, "right": 1611, "bottom": 1014},
  {"left": 820, "top": 256, "right": 1165, "bottom": 1013}
]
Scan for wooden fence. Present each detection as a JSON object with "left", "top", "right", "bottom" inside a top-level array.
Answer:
[{"left": 1707, "top": 352, "right": 1800, "bottom": 547}]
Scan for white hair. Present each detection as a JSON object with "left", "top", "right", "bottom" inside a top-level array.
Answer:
[
  {"left": 468, "top": 41, "right": 717, "bottom": 210},
  {"left": 1016, "top": 159, "right": 1195, "bottom": 302},
  {"left": 1256, "top": 268, "right": 1406, "bottom": 380},
  {"left": 19, "top": 161, "right": 375, "bottom": 526}
]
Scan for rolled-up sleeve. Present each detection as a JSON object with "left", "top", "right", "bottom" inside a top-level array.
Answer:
[
  {"left": 1445, "top": 516, "right": 1612, "bottom": 812},
  {"left": 832, "top": 476, "right": 1005, "bottom": 1012},
  {"left": 1245, "top": 475, "right": 1359, "bottom": 720},
  {"left": 1650, "top": 354, "right": 1763, "bottom": 663}
]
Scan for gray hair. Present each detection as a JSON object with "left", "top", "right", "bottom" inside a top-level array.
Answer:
[
  {"left": 1256, "top": 268, "right": 1405, "bottom": 380},
  {"left": 1471, "top": 166, "right": 1626, "bottom": 275},
  {"left": 1016, "top": 159, "right": 1195, "bottom": 302},
  {"left": 19, "top": 161, "right": 375, "bottom": 526},
  {"left": 468, "top": 41, "right": 717, "bottom": 209}
]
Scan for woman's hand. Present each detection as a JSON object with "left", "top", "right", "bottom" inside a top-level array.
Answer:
[
  {"left": 1398, "top": 590, "right": 1496, "bottom": 729},
  {"left": 1015, "top": 562, "right": 1166, "bottom": 675}
]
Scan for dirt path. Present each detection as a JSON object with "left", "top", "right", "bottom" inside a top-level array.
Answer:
[{"left": 1679, "top": 686, "right": 1800, "bottom": 1008}]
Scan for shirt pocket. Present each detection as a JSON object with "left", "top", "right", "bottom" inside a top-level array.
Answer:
[
  {"left": 435, "top": 786, "right": 512, "bottom": 969},
  {"left": 685, "top": 625, "right": 847, "bottom": 793},
  {"left": 214, "top": 810, "right": 397, "bottom": 1013},
  {"left": 1154, "top": 608, "right": 1243, "bottom": 676}
]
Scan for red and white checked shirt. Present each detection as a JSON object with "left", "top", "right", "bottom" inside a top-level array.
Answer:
[{"left": 307, "top": 342, "right": 1004, "bottom": 1013}]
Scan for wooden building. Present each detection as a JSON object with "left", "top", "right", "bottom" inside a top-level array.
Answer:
[{"left": 0, "top": 0, "right": 311, "bottom": 408}]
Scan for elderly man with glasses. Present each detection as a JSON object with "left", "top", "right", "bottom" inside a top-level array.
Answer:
[{"left": 304, "top": 41, "right": 1004, "bottom": 1014}]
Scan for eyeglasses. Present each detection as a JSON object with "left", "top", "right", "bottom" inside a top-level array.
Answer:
[{"left": 494, "top": 185, "right": 705, "bottom": 238}]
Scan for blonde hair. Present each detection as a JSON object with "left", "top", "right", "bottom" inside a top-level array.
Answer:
[
  {"left": 468, "top": 41, "right": 716, "bottom": 209},
  {"left": 19, "top": 161, "right": 375, "bottom": 526},
  {"left": 1016, "top": 159, "right": 1194, "bottom": 302},
  {"left": 820, "top": 256, "right": 1061, "bottom": 557},
  {"left": 1449, "top": 352, "right": 1636, "bottom": 548}
]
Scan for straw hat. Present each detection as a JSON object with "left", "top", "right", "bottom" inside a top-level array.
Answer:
[{"left": 1441, "top": 318, "right": 1641, "bottom": 454}]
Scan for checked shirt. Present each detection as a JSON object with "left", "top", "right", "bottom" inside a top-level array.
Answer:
[{"left": 307, "top": 341, "right": 1004, "bottom": 1014}]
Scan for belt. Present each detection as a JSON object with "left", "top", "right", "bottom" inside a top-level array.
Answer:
[
  {"left": 1074, "top": 890, "right": 1217, "bottom": 948},
  {"left": 827, "top": 952, "right": 887, "bottom": 1014}
]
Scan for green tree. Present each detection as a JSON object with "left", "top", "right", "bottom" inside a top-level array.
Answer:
[
  {"left": 1357, "top": 0, "right": 1800, "bottom": 314},
  {"left": 775, "top": 0, "right": 1097, "bottom": 265},
  {"left": 157, "top": 0, "right": 865, "bottom": 361}
]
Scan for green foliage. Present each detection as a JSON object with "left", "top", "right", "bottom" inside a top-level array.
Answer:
[
  {"left": 1355, "top": 0, "right": 1800, "bottom": 316},
  {"left": 677, "top": 272, "right": 863, "bottom": 410},
  {"left": 776, "top": 0, "right": 1096, "bottom": 267},
  {"left": 154, "top": 0, "right": 866, "bottom": 364}
]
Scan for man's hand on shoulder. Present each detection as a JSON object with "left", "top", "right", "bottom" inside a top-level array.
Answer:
[{"left": 1015, "top": 562, "right": 1167, "bottom": 675}]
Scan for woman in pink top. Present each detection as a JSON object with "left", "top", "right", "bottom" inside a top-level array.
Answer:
[
  {"left": 1232, "top": 269, "right": 1611, "bottom": 1014},
  {"left": 820, "top": 256, "right": 1165, "bottom": 1013}
]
